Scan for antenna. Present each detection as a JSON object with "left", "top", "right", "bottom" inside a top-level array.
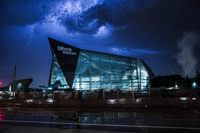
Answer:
[{"left": 13, "top": 65, "right": 16, "bottom": 82}]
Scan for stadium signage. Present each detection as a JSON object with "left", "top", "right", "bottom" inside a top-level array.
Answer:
[{"left": 57, "top": 46, "right": 77, "bottom": 56}]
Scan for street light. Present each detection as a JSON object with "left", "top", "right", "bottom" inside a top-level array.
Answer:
[{"left": 192, "top": 82, "right": 197, "bottom": 89}]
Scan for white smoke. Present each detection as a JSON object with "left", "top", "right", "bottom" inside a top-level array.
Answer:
[{"left": 176, "top": 32, "right": 199, "bottom": 78}]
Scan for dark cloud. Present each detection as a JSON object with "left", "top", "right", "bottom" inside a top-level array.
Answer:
[
  {"left": 1, "top": 0, "right": 200, "bottom": 87},
  {"left": 0, "top": 0, "right": 159, "bottom": 34},
  {"left": 60, "top": 0, "right": 159, "bottom": 34},
  {"left": 1, "top": 0, "right": 199, "bottom": 36},
  {"left": 130, "top": 0, "right": 200, "bottom": 32},
  {"left": 61, "top": 15, "right": 105, "bottom": 34},
  {"left": 104, "top": 0, "right": 200, "bottom": 51},
  {"left": 0, "top": 0, "right": 52, "bottom": 26}
]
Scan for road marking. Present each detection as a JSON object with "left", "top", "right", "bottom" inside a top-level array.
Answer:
[{"left": 2, "top": 120, "right": 200, "bottom": 130}]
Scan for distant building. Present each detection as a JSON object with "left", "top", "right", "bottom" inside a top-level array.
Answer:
[
  {"left": 0, "top": 78, "right": 32, "bottom": 92},
  {"left": 48, "top": 38, "right": 154, "bottom": 92}
]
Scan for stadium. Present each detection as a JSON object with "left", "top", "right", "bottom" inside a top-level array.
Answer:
[{"left": 48, "top": 38, "right": 154, "bottom": 93}]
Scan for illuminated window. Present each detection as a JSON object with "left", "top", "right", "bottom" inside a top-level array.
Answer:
[
  {"left": 72, "top": 51, "right": 151, "bottom": 92},
  {"left": 50, "top": 55, "right": 69, "bottom": 88}
]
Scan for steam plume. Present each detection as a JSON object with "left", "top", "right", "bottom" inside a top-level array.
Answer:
[{"left": 176, "top": 32, "right": 199, "bottom": 78}]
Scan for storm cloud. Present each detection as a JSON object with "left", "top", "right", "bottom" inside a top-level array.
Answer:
[
  {"left": 0, "top": 0, "right": 159, "bottom": 34},
  {"left": 0, "top": 0, "right": 51, "bottom": 26},
  {"left": 58, "top": 0, "right": 159, "bottom": 34},
  {"left": 1, "top": 0, "right": 200, "bottom": 87}
]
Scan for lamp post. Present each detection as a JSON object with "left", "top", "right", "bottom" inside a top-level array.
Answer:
[{"left": 192, "top": 82, "right": 197, "bottom": 89}]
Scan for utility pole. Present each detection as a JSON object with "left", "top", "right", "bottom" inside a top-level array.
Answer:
[
  {"left": 12, "top": 65, "right": 16, "bottom": 98},
  {"left": 13, "top": 65, "right": 16, "bottom": 82}
]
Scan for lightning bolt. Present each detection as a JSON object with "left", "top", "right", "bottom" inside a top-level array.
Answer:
[{"left": 0, "top": 25, "right": 35, "bottom": 71}]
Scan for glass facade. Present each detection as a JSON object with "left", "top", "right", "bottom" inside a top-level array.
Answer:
[
  {"left": 72, "top": 50, "right": 150, "bottom": 92},
  {"left": 50, "top": 55, "right": 69, "bottom": 89},
  {"left": 48, "top": 38, "right": 154, "bottom": 92}
]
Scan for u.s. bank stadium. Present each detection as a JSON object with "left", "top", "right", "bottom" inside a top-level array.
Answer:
[{"left": 48, "top": 38, "right": 154, "bottom": 93}]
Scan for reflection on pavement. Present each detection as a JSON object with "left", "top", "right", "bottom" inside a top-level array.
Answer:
[
  {"left": 0, "top": 111, "right": 5, "bottom": 122},
  {"left": 1, "top": 107, "right": 200, "bottom": 133}
]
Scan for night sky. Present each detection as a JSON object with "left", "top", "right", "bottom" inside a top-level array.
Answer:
[{"left": 0, "top": 0, "right": 200, "bottom": 87}]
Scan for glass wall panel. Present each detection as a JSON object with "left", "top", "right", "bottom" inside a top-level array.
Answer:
[
  {"left": 50, "top": 55, "right": 69, "bottom": 88},
  {"left": 73, "top": 50, "right": 150, "bottom": 92}
]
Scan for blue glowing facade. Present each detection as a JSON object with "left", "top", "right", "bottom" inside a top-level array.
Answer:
[{"left": 48, "top": 38, "right": 154, "bottom": 92}]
